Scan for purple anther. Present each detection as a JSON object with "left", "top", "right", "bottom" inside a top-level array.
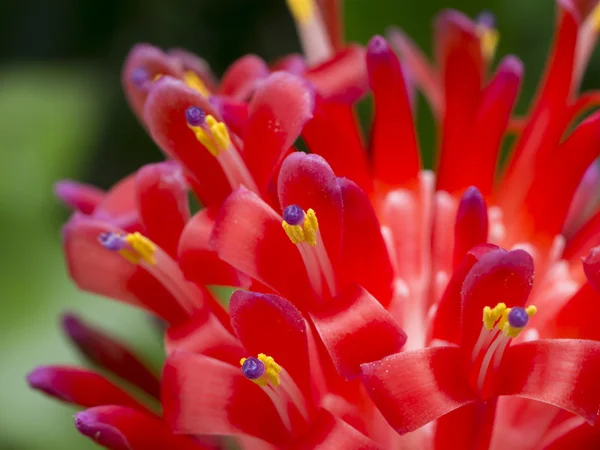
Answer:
[
  {"left": 283, "top": 204, "right": 305, "bottom": 226},
  {"left": 508, "top": 307, "right": 529, "bottom": 328},
  {"left": 476, "top": 11, "right": 496, "bottom": 29},
  {"left": 98, "top": 232, "right": 127, "bottom": 251},
  {"left": 131, "top": 67, "right": 149, "bottom": 87},
  {"left": 185, "top": 106, "right": 206, "bottom": 127},
  {"left": 242, "top": 357, "right": 265, "bottom": 380}
]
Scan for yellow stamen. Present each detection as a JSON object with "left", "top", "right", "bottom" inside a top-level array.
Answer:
[
  {"left": 183, "top": 71, "right": 211, "bottom": 97},
  {"left": 591, "top": 2, "right": 600, "bottom": 31},
  {"left": 482, "top": 303, "right": 506, "bottom": 330},
  {"left": 286, "top": 0, "right": 315, "bottom": 25},
  {"left": 282, "top": 208, "right": 319, "bottom": 246},
  {"left": 240, "top": 353, "right": 282, "bottom": 387},
  {"left": 477, "top": 25, "right": 499, "bottom": 60},
  {"left": 119, "top": 232, "right": 157, "bottom": 265},
  {"left": 187, "top": 114, "right": 231, "bottom": 157}
]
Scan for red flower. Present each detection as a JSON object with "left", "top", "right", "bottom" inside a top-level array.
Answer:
[{"left": 29, "top": 0, "right": 600, "bottom": 448}]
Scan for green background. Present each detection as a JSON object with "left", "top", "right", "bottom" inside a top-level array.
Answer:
[{"left": 0, "top": 0, "right": 595, "bottom": 448}]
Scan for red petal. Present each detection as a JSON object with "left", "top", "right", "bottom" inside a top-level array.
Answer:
[
  {"left": 311, "top": 284, "right": 406, "bottom": 380},
  {"left": 499, "top": 339, "right": 600, "bottom": 423},
  {"left": 219, "top": 55, "right": 270, "bottom": 101},
  {"left": 435, "top": 10, "right": 484, "bottom": 193},
  {"left": 54, "top": 180, "right": 105, "bottom": 215},
  {"left": 122, "top": 44, "right": 183, "bottom": 124},
  {"left": 542, "top": 419, "right": 600, "bottom": 450},
  {"left": 293, "top": 409, "right": 383, "bottom": 450},
  {"left": 553, "top": 283, "right": 600, "bottom": 341},
  {"left": 316, "top": 0, "right": 344, "bottom": 51},
  {"left": 143, "top": 77, "right": 230, "bottom": 207},
  {"left": 360, "top": 346, "right": 477, "bottom": 434},
  {"left": 209, "top": 95, "right": 249, "bottom": 138},
  {"left": 498, "top": 1, "right": 580, "bottom": 218},
  {"left": 135, "top": 161, "right": 190, "bottom": 259},
  {"left": 367, "top": 35, "right": 420, "bottom": 188},
  {"left": 453, "top": 186, "right": 489, "bottom": 268},
  {"left": 210, "top": 187, "right": 314, "bottom": 309},
  {"left": 584, "top": 246, "right": 600, "bottom": 292},
  {"left": 63, "top": 216, "right": 188, "bottom": 324},
  {"left": 458, "top": 56, "right": 523, "bottom": 195},
  {"left": 564, "top": 209, "right": 600, "bottom": 262},
  {"left": 178, "top": 208, "right": 250, "bottom": 287},
  {"left": 93, "top": 172, "right": 140, "bottom": 232},
  {"left": 338, "top": 178, "right": 394, "bottom": 306},
  {"left": 304, "top": 45, "right": 368, "bottom": 103},
  {"left": 278, "top": 153, "right": 343, "bottom": 279},
  {"left": 162, "top": 352, "right": 290, "bottom": 444},
  {"left": 243, "top": 72, "right": 315, "bottom": 193},
  {"left": 430, "top": 244, "right": 499, "bottom": 345},
  {"left": 62, "top": 313, "right": 160, "bottom": 399},
  {"left": 168, "top": 47, "right": 218, "bottom": 92},
  {"left": 521, "top": 111, "right": 600, "bottom": 238},
  {"left": 75, "top": 406, "right": 204, "bottom": 450},
  {"left": 460, "top": 248, "right": 534, "bottom": 352},
  {"left": 387, "top": 27, "right": 442, "bottom": 116},
  {"left": 165, "top": 311, "right": 243, "bottom": 364},
  {"left": 230, "top": 291, "right": 311, "bottom": 395},
  {"left": 27, "top": 366, "right": 149, "bottom": 412},
  {"left": 270, "top": 53, "right": 307, "bottom": 75},
  {"left": 302, "top": 97, "right": 371, "bottom": 192},
  {"left": 434, "top": 399, "right": 497, "bottom": 450}
]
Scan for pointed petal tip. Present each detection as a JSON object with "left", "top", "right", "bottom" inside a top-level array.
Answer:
[
  {"left": 367, "top": 35, "right": 390, "bottom": 56},
  {"left": 74, "top": 410, "right": 130, "bottom": 450},
  {"left": 26, "top": 366, "right": 67, "bottom": 400}
]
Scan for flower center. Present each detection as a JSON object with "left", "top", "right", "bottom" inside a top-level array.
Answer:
[
  {"left": 281, "top": 205, "right": 337, "bottom": 298},
  {"left": 185, "top": 106, "right": 259, "bottom": 193},
  {"left": 471, "top": 303, "right": 537, "bottom": 396}
]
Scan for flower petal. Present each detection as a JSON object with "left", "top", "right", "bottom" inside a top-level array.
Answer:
[
  {"left": 219, "top": 55, "right": 270, "bottom": 101},
  {"left": 453, "top": 186, "right": 489, "bottom": 268},
  {"left": 122, "top": 44, "right": 183, "bottom": 123},
  {"left": 178, "top": 208, "right": 251, "bottom": 287},
  {"left": 62, "top": 313, "right": 160, "bottom": 399},
  {"left": 135, "top": 161, "right": 190, "bottom": 259},
  {"left": 168, "top": 47, "right": 218, "bottom": 92},
  {"left": 361, "top": 346, "right": 477, "bottom": 434},
  {"left": 93, "top": 172, "right": 140, "bottom": 232},
  {"left": 434, "top": 399, "right": 497, "bottom": 450},
  {"left": 302, "top": 97, "right": 371, "bottom": 192},
  {"left": 54, "top": 180, "right": 105, "bottom": 215},
  {"left": 304, "top": 45, "right": 368, "bottom": 103},
  {"left": 461, "top": 248, "right": 534, "bottom": 351},
  {"left": 499, "top": 339, "right": 600, "bottom": 424},
  {"left": 435, "top": 10, "right": 484, "bottom": 193},
  {"left": 311, "top": 284, "right": 406, "bottom": 380},
  {"left": 338, "top": 178, "right": 394, "bottom": 306},
  {"left": 551, "top": 282, "right": 600, "bottom": 341},
  {"left": 162, "top": 352, "right": 290, "bottom": 445},
  {"left": 63, "top": 216, "right": 188, "bottom": 324},
  {"left": 243, "top": 72, "right": 315, "bottom": 193},
  {"left": 367, "top": 35, "right": 420, "bottom": 188},
  {"left": 27, "top": 366, "right": 149, "bottom": 412},
  {"left": 143, "top": 77, "right": 230, "bottom": 207},
  {"left": 229, "top": 291, "right": 311, "bottom": 395},
  {"left": 75, "top": 405, "right": 203, "bottom": 450},
  {"left": 294, "top": 408, "right": 383, "bottom": 450},
  {"left": 210, "top": 187, "right": 314, "bottom": 309}
]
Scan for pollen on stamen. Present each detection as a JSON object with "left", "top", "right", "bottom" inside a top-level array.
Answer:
[
  {"left": 240, "top": 353, "right": 281, "bottom": 387},
  {"left": 185, "top": 106, "right": 206, "bottom": 127}
]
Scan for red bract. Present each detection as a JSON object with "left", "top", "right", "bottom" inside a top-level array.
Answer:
[{"left": 30, "top": 1, "right": 600, "bottom": 449}]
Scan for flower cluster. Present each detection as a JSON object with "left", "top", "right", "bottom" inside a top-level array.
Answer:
[{"left": 28, "top": 0, "right": 600, "bottom": 448}]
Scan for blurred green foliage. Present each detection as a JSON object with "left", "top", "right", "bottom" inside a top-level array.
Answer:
[{"left": 0, "top": 0, "right": 597, "bottom": 448}]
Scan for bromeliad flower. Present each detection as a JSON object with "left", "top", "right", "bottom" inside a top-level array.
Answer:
[{"left": 28, "top": 0, "right": 600, "bottom": 449}]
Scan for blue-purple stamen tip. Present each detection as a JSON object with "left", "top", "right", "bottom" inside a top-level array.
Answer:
[
  {"left": 98, "top": 232, "right": 127, "bottom": 251},
  {"left": 476, "top": 11, "right": 496, "bottom": 29},
  {"left": 185, "top": 106, "right": 206, "bottom": 127},
  {"left": 131, "top": 68, "right": 149, "bottom": 87},
  {"left": 283, "top": 204, "right": 305, "bottom": 226},
  {"left": 508, "top": 307, "right": 529, "bottom": 328},
  {"left": 242, "top": 357, "right": 265, "bottom": 380}
]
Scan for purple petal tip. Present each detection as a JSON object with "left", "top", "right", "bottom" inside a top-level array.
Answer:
[
  {"left": 75, "top": 411, "right": 129, "bottom": 449},
  {"left": 367, "top": 35, "right": 391, "bottom": 59}
]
